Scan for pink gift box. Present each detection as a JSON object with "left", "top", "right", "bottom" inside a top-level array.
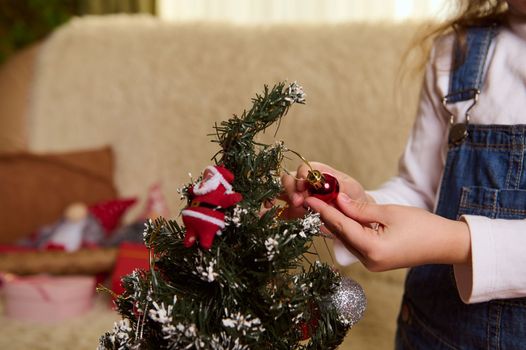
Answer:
[{"left": 1, "top": 274, "right": 96, "bottom": 323}]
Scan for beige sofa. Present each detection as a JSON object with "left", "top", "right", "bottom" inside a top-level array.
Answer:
[{"left": 0, "top": 14, "right": 426, "bottom": 349}]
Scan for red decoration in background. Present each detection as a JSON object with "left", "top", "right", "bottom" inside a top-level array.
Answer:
[
  {"left": 298, "top": 302, "right": 321, "bottom": 340},
  {"left": 181, "top": 165, "right": 242, "bottom": 250},
  {"left": 89, "top": 198, "right": 137, "bottom": 235},
  {"left": 306, "top": 172, "right": 339, "bottom": 203},
  {"left": 300, "top": 322, "right": 311, "bottom": 341},
  {"left": 111, "top": 242, "right": 150, "bottom": 296},
  {"left": 141, "top": 182, "right": 170, "bottom": 219}
]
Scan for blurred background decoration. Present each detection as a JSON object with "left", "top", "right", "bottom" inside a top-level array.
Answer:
[
  {"left": 0, "top": 0, "right": 451, "bottom": 64},
  {"left": 0, "top": 0, "right": 156, "bottom": 64}
]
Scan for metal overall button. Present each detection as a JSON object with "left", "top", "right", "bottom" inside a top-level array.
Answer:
[
  {"left": 442, "top": 89, "right": 480, "bottom": 147},
  {"left": 449, "top": 124, "right": 468, "bottom": 146}
]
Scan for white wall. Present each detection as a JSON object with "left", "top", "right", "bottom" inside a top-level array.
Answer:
[{"left": 157, "top": 0, "right": 453, "bottom": 24}]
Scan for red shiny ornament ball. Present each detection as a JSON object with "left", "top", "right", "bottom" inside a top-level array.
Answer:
[{"left": 307, "top": 172, "right": 339, "bottom": 203}]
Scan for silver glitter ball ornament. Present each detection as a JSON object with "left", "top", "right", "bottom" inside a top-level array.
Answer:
[{"left": 330, "top": 276, "right": 367, "bottom": 327}]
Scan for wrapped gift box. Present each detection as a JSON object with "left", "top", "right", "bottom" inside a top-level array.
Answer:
[
  {"left": 111, "top": 242, "right": 150, "bottom": 296},
  {"left": 1, "top": 274, "right": 96, "bottom": 323}
]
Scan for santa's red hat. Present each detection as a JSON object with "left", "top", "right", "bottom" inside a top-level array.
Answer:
[
  {"left": 193, "top": 165, "right": 237, "bottom": 196},
  {"left": 208, "top": 165, "right": 235, "bottom": 184}
]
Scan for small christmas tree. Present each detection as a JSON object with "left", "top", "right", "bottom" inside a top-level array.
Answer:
[{"left": 98, "top": 82, "right": 365, "bottom": 350}]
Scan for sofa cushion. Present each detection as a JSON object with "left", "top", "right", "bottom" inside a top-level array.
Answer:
[{"left": 0, "top": 146, "right": 117, "bottom": 243}]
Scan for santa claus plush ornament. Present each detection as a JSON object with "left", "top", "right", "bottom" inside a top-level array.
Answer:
[{"left": 181, "top": 165, "right": 243, "bottom": 249}]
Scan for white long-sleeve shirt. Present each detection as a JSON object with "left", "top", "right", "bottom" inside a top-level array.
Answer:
[{"left": 337, "top": 14, "right": 526, "bottom": 304}]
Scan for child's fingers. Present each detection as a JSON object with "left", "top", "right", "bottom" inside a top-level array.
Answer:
[
  {"left": 263, "top": 199, "right": 276, "bottom": 209},
  {"left": 295, "top": 164, "right": 311, "bottom": 192},
  {"left": 336, "top": 193, "right": 386, "bottom": 224},
  {"left": 305, "top": 197, "right": 373, "bottom": 253},
  {"left": 281, "top": 172, "right": 304, "bottom": 207}
]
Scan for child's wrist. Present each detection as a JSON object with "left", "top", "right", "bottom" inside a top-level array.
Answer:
[{"left": 450, "top": 219, "right": 472, "bottom": 266}]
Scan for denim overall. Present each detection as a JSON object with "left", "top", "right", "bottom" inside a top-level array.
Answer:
[{"left": 396, "top": 26, "right": 526, "bottom": 349}]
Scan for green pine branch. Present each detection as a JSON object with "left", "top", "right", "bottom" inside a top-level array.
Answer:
[{"left": 99, "top": 82, "right": 352, "bottom": 350}]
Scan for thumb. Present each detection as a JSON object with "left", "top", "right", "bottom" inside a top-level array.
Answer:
[{"left": 336, "top": 193, "right": 385, "bottom": 224}]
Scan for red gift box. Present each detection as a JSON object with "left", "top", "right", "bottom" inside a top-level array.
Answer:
[{"left": 111, "top": 242, "right": 150, "bottom": 295}]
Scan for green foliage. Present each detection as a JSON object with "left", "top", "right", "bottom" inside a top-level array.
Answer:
[
  {"left": 212, "top": 82, "right": 300, "bottom": 208},
  {"left": 0, "top": 0, "right": 156, "bottom": 64},
  {"left": 98, "top": 82, "right": 350, "bottom": 349},
  {"left": 0, "top": 0, "right": 79, "bottom": 64}
]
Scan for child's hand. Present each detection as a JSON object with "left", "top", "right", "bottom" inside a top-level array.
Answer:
[
  {"left": 280, "top": 162, "right": 372, "bottom": 219},
  {"left": 305, "top": 193, "right": 471, "bottom": 271}
]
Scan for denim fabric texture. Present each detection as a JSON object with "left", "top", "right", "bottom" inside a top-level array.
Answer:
[
  {"left": 445, "top": 26, "right": 498, "bottom": 104},
  {"left": 396, "top": 26, "right": 526, "bottom": 350}
]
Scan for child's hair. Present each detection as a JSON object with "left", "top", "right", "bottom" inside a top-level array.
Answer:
[
  {"left": 399, "top": 0, "right": 509, "bottom": 85},
  {"left": 447, "top": 0, "right": 508, "bottom": 30},
  {"left": 395, "top": 1, "right": 509, "bottom": 122},
  {"left": 414, "top": 0, "right": 509, "bottom": 72},
  {"left": 434, "top": 0, "right": 507, "bottom": 50}
]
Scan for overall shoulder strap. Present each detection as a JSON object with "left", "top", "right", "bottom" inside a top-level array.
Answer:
[{"left": 445, "top": 25, "right": 499, "bottom": 104}]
